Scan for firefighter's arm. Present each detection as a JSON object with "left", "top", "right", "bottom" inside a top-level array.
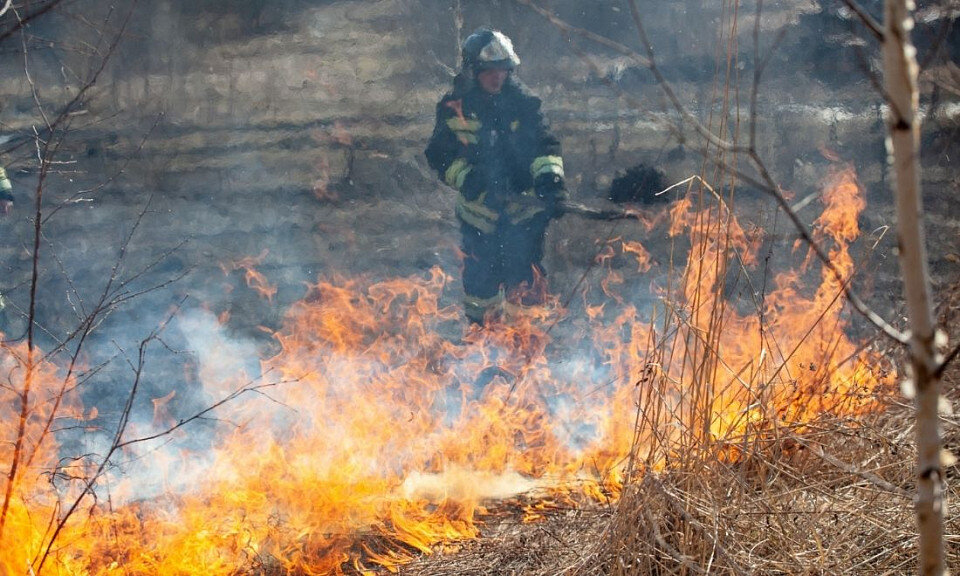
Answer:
[
  {"left": 0, "top": 166, "right": 12, "bottom": 216},
  {"left": 527, "top": 100, "right": 565, "bottom": 215},
  {"left": 425, "top": 98, "right": 485, "bottom": 200}
]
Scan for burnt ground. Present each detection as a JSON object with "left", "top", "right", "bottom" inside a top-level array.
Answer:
[
  {"left": 0, "top": 0, "right": 958, "bottom": 573},
  {"left": 397, "top": 502, "right": 611, "bottom": 576}
]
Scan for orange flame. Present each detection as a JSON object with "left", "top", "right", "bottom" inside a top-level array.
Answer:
[
  {"left": 221, "top": 249, "right": 278, "bottom": 302},
  {"left": 0, "top": 166, "right": 891, "bottom": 575},
  {"left": 0, "top": 338, "right": 85, "bottom": 576},
  {"left": 621, "top": 239, "right": 652, "bottom": 273}
]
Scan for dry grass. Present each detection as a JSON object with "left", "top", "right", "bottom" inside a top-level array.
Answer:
[
  {"left": 398, "top": 380, "right": 959, "bottom": 576},
  {"left": 399, "top": 281, "right": 960, "bottom": 576},
  {"left": 597, "top": 411, "right": 925, "bottom": 575},
  {"left": 398, "top": 498, "right": 612, "bottom": 576},
  {"left": 591, "top": 327, "right": 960, "bottom": 576},
  {"left": 575, "top": 178, "right": 951, "bottom": 575},
  {"left": 399, "top": 200, "right": 960, "bottom": 575}
]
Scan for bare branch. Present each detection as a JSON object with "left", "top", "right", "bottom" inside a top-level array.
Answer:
[
  {"left": 44, "top": 112, "right": 164, "bottom": 223},
  {"left": 18, "top": 7, "right": 53, "bottom": 131},
  {"left": 742, "top": 148, "right": 907, "bottom": 344},
  {"left": 0, "top": 0, "right": 142, "bottom": 553},
  {"left": 116, "top": 376, "right": 295, "bottom": 450},
  {"left": 933, "top": 341, "right": 960, "bottom": 380},
  {"left": 0, "top": 0, "right": 70, "bottom": 46},
  {"left": 35, "top": 327, "right": 156, "bottom": 573},
  {"left": 841, "top": 0, "right": 885, "bottom": 41},
  {"left": 516, "top": 0, "right": 729, "bottom": 155},
  {"left": 514, "top": 0, "right": 908, "bottom": 345},
  {"left": 750, "top": 1, "right": 789, "bottom": 151}
]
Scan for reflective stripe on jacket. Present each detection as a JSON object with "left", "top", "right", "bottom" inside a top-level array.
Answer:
[{"left": 425, "top": 76, "right": 563, "bottom": 234}]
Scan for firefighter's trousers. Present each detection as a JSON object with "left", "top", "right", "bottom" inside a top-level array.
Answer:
[{"left": 459, "top": 213, "right": 549, "bottom": 324}]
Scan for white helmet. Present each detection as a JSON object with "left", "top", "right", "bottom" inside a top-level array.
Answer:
[{"left": 462, "top": 28, "right": 520, "bottom": 73}]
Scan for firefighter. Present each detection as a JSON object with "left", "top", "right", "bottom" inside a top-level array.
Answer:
[
  {"left": 425, "top": 28, "right": 565, "bottom": 324},
  {"left": 0, "top": 164, "right": 11, "bottom": 317},
  {"left": 0, "top": 165, "right": 11, "bottom": 216}
]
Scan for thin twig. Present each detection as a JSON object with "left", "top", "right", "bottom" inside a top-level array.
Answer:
[
  {"left": 44, "top": 112, "right": 164, "bottom": 223},
  {"left": 789, "top": 435, "right": 910, "bottom": 497},
  {"left": 0, "top": 0, "right": 70, "bottom": 45},
  {"left": 649, "top": 476, "right": 751, "bottom": 576},
  {"left": 934, "top": 341, "right": 960, "bottom": 379},
  {"left": 515, "top": 0, "right": 908, "bottom": 346},
  {"left": 841, "top": 0, "right": 885, "bottom": 41}
]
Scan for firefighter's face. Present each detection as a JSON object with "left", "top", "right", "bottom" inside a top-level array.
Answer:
[{"left": 477, "top": 68, "right": 509, "bottom": 94}]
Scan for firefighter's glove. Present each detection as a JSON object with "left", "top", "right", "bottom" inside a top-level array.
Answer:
[
  {"left": 460, "top": 168, "right": 486, "bottom": 201},
  {"left": 535, "top": 173, "right": 564, "bottom": 218},
  {"left": 535, "top": 173, "right": 564, "bottom": 196}
]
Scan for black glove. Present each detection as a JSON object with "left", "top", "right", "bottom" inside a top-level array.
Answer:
[
  {"left": 535, "top": 173, "right": 564, "bottom": 217},
  {"left": 460, "top": 167, "right": 486, "bottom": 201}
]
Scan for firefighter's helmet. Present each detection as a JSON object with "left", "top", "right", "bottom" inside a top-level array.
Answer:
[{"left": 462, "top": 28, "right": 520, "bottom": 74}]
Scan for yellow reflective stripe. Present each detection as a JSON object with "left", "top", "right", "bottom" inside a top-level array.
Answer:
[
  {"left": 455, "top": 167, "right": 472, "bottom": 189},
  {"left": 458, "top": 192, "right": 499, "bottom": 219},
  {"left": 456, "top": 205, "right": 496, "bottom": 233},
  {"left": 530, "top": 155, "right": 564, "bottom": 178},
  {"left": 447, "top": 118, "right": 481, "bottom": 145},
  {"left": 463, "top": 290, "right": 504, "bottom": 322},
  {"left": 464, "top": 292, "right": 502, "bottom": 308},
  {"left": 446, "top": 118, "right": 481, "bottom": 132},
  {"left": 506, "top": 189, "right": 543, "bottom": 223},
  {"left": 444, "top": 159, "right": 471, "bottom": 188},
  {"left": 508, "top": 205, "right": 544, "bottom": 224},
  {"left": 456, "top": 193, "right": 499, "bottom": 233}
]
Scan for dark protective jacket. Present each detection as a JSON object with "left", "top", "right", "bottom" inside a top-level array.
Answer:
[
  {"left": 0, "top": 166, "right": 12, "bottom": 203},
  {"left": 425, "top": 75, "right": 564, "bottom": 233}
]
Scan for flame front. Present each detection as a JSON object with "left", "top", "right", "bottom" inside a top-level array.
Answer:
[{"left": 0, "top": 166, "right": 891, "bottom": 574}]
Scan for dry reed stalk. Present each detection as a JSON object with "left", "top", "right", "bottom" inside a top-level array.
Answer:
[
  {"left": 589, "top": 402, "right": 943, "bottom": 575},
  {"left": 570, "top": 171, "right": 918, "bottom": 575}
]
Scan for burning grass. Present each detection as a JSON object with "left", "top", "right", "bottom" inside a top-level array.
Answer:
[
  {"left": 405, "top": 392, "right": 960, "bottom": 575},
  {"left": 0, "top": 164, "right": 916, "bottom": 575},
  {"left": 586, "top": 356, "right": 958, "bottom": 575}
]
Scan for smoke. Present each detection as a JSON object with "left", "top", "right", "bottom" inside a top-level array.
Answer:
[
  {"left": 61, "top": 306, "right": 268, "bottom": 503},
  {"left": 176, "top": 308, "right": 263, "bottom": 397},
  {"left": 401, "top": 465, "right": 544, "bottom": 501}
]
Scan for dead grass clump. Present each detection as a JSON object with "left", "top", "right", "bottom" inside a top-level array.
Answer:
[{"left": 591, "top": 399, "right": 960, "bottom": 575}]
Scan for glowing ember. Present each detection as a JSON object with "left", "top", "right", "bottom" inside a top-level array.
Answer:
[{"left": 0, "top": 167, "right": 890, "bottom": 574}]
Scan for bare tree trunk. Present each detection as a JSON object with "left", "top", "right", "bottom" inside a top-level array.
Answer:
[{"left": 882, "top": 1, "right": 944, "bottom": 574}]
